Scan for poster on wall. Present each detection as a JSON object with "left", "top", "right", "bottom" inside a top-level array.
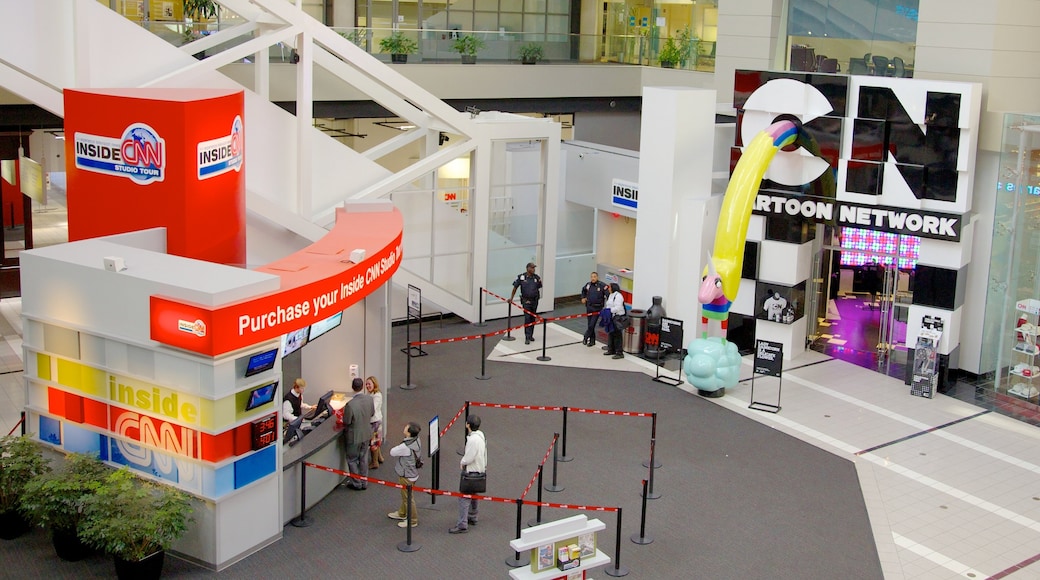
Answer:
[{"left": 911, "top": 327, "right": 942, "bottom": 399}]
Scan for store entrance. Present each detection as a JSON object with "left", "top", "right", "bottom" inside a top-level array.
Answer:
[{"left": 807, "top": 225, "right": 916, "bottom": 380}]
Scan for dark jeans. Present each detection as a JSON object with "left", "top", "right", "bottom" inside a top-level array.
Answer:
[
  {"left": 522, "top": 298, "right": 539, "bottom": 339},
  {"left": 585, "top": 305, "right": 602, "bottom": 343}
]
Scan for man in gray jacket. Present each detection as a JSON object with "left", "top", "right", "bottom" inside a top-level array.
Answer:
[
  {"left": 343, "top": 377, "right": 375, "bottom": 490},
  {"left": 387, "top": 422, "right": 422, "bottom": 528}
]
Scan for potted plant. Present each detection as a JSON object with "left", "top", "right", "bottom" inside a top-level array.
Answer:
[
  {"left": 0, "top": 434, "right": 49, "bottom": 540},
  {"left": 518, "top": 42, "right": 543, "bottom": 65},
  {"left": 341, "top": 28, "right": 367, "bottom": 49},
  {"left": 181, "top": 0, "right": 217, "bottom": 48},
  {"left": 19, "top": 452, "right": 108, "bottom": 561},
  {"left": 451, "top": 34, "right": 485, "bottom": 64},
  {"left": 658, "top": 37, "right": 683, "bottom": 68},
  {"left": 379, "top": 31, "right": 418, "bottom": 64},
  {"left": 80, "top": 468, "right": 193, "bottom": 579}
]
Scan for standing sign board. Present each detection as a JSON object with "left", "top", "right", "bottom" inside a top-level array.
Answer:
[
  {"left": 750, "top": 339, "right": 783, "bottom": 413},
  {"left": 911, "top": 326, "right": 943, "bottom": 399},
  {"left": 652, "top": 317, "right": 684, "bottom": 386}
]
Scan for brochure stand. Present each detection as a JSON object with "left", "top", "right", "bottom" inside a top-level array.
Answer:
[
  {"left": 401, "top": 284, "right": 428, "bottom": 357},
  {"left": 910, "top": 318, "right": 943, "bottom": 399},
  {"left": 651, "top": 317, "right": 684, "bottom": 386},
  {"left": 508, "top": 514, "right": 610, "bottom": 580},
  {"left": 749, "top": 339, "right": 783, "bottom": 413}
]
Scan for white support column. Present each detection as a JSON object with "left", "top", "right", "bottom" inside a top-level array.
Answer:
[
  {"left": 295, "top": 31, "right": 313, "bottom": 217},
  {"left": 633, "top": 87, "right": 717, "bottom": 329},
  {"left": 254, "top": 30, "right": 270, "bottom": 100}
]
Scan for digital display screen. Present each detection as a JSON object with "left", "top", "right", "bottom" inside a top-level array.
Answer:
[
  {"left": 839, "top": 227, "right": 920, "bottom": 269},
  {"left": 244, "top": 348, "right": 279, "bottom": 377},
  {"left": 245, "top": 381, "right": 278, "bottom": 411},
  {"left": 308, "top": 312, "right": 343, "bottom": 343},
  {"left": 281, "top": 327, "right": 308, "bottom": 357}
]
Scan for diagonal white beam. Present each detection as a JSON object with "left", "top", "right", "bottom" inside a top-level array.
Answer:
[
  {"left": 140, "top": 26, "right": 299, "bottom": 88},
  {"left": 180, "top": 20, "right": 259, "bottom": 56},
  {"left": 312, "top": 48, "right": 431, "bottom": 130},
  {"left": 0, "top": 62, "right": 63, "bottom": 117}
]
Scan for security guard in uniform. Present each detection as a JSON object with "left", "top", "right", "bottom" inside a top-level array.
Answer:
[
  {"left": 510, "top": 262, "right": 542, "bottom": 344},
  {"left": 580, "top": 272, "right": 609, "bottom": 347}
]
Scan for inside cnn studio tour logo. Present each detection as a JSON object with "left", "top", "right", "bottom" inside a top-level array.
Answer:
[{"left": 74, "top": 123, "right": 166, "bottom": 185}]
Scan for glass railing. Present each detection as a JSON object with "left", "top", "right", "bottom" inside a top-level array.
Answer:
[{"left": 128, "top": 13, "right": 716, "bottom": 72}]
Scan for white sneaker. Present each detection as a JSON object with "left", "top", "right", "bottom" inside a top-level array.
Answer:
[
  {"left": 387, "top": 511, "right": 407, "bottom": 520},
  {"left": 397, "top": 520, "right": 418, "bottom": 528}
]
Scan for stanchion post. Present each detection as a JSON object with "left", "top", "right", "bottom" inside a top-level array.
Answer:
[
  {"left": 291, "top": 464, "right": 312, "bottom": 527},
  {"left": 476, "top": 334, "right": 490, "bottom": 380},
  {"left": 604, "top": 508, "right": 630, "bottom": 577},
  {"left": 527, "top": 466, "right": 544, "bottom": 527},
  {"left": 642, "top": 412, "right": 661, "bottom": 468},
  {"left": 475, "top": 288, "right": 486, "bottom": 327},
  {"left": 20, "top": 410, "right": 26, "bottom": 436},
  {"left": 545, "top": 432, "right": 564, "bottom": 492},
  {"left": 458, "top": 402, "right": 469, "bottom": 456},
  {"left": 505, "top": 498, "right": 525, "bottom": 567},
  {"left": 396, "top": 484, "right": 421, "bottom": 552},
  {"left": 400, "top": 341, "right": 417, "bottom": 390},
  {"left": 430, "top": 450, "right": 439, "bottom": 506},
  {"left": 536, "top": 317, "right": 551, "bottom": 361},
  {"left": 559, "top": 406, "right": 573, "bottom": 462},
  {"left": 630, "top": 480, "right": 653, "bottom": 545},
  {"left": 503, "top": 302, "right": 515, "bottom": 341},
  {"left": 646, "top": 439, "right": 661, "bottom": 500}
]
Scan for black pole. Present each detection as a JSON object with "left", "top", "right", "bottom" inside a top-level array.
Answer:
[
  {"left": 536, "top": 317, "right": 550, "bottom": 361},
  {"left": 431, "top": 449, "right": 439, "bottom": 505},
  {"left": 527, "top": 466, "right": 544, "bottom": 527},
  {"left": 503, "top": 301, "right": 515, "bottom": 341},
  {"left": 646, "top": 438, "right": 660, "bottom": 499},
  {"left": 476, "top": 334, "right": 490, "bottom": 380},
  {"left": 20, "top": 410, "right": 26, "bottom": 436},
  {"left": 400, "top": 340, "right": 416, "bottom": 390},
  {"left": 604, "top": 507, "right": 630, "bottom": 577},
  {"left": 642, "top": 412, "right": 661, "bottom": 468},
  {"left": 396, "top": 485, "right": 421, "bottom": 552},
  {"left": 458, "top": 402, "right": 469, "bottom": 456},
  {"left": 505, "top": 498, "right": 525, "bottom": 567},
  {"left": 475, "top": 287, "right": 486, "bottom": 327},
  {"left": 545, "top": 432, "right": 564, "bottom": 492},
  {"left": 291, "top": 464, "right": 312, "bottom": 527},
  {"left": 631, "top": 479, "right": 653, "bottom": 544},
  {"left": 559, "top": 406, "right": 573, "bottom": 462}
]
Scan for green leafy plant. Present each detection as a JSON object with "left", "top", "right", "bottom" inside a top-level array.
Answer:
[
  {"left": 518, "top": 42, "right": 543, "bottom": 63},
  {"left": 0, "top": 434, "right": 49, "bottom": 514},
  {"left": 182, "top": 0, "right": 217, "bottom": 21},
  {"left": 340, "top": 28, "right": 367, "bottom": 48},
  {"left": 19, "top": 452, "right": 108, "bottom": 533},
  {"left": 451, "top": 34, "right": 486, "bottom": 57},
  {"left": 378, "top": 31, "right": 418, "bottom": 55},
  {"left": 658, "top": 37, "right": 684, "bottom": 67},
  {"left": 79, "top": 468, "right": 193, "bottom": 562}
]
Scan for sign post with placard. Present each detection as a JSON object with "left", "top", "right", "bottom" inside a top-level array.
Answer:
[
  {"left": 749, "top": 339, "right": 783, "bottom": 413},
  {"left": 401, "top": 284, "right": 427, "bottom": 358},
  {"left": 651, "top": 317, "right": 684, "bottom": 386}
]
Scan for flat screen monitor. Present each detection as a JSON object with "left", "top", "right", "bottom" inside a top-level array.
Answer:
[
  {"left": 244, "top": 348, "right": 279, "bottom": 377},
  {"left": 308, "top": 390, "right": 334, "bottom": 421},
  {"left": 245, "top": 381, "right": 278, "bottom": 411},
  {"left": 308, "top": 312, "right": 343, "bottom": 344},
  {"left": 283, "top": 416, "right": 304, "bottom": 446},
  {"left": 281, "top": 327, "right": 308, "bottom": 357}
]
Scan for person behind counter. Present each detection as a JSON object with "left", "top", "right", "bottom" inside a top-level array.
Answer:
[
  {"left": 282, "top": 378, "right": 315, "bottom": 422},
  {"left": 342, "top": 378, "right": 375, "bottom": 490},
  {"left": 386, "top": 422, "right": 422, "bottom": 528}
]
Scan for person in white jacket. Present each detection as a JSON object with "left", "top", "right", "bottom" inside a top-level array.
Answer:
[
  {"left": 604, "top": 283, "right": 626, "bottom": 359},
  {"left": 450, "top": 415, "right": 486, "bottom": 534}
]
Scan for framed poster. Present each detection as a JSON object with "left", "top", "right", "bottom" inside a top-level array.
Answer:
[
  {"left": 578, "top": 532, "right": 596, "bottom": 558},
  {"left": 536, "top": 543, "right": 555, "bottom": 571}
]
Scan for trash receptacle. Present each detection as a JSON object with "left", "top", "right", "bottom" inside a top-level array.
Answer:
[{"left": 623, "top": 309, "right": 646, "bottom": 354}]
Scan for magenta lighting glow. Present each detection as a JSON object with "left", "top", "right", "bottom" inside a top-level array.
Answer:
[{"left": 839, "top": 227, "right": 920, "bottom": 269}]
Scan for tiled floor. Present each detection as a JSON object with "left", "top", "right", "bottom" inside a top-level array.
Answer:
[{"left": 492, "top": 322, "right": 1040, "bottom": 579}]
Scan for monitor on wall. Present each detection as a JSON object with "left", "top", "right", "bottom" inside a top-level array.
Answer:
[
  {"left": 244, "top": 347, "right": 279, "bottom": 377},
  {"left": 308, "top": 312, "right": 343, "bottom": 344},
  {"left": 281, "top": 327, "right": 308, "bottom": 357},
  {"left": 245, "top": 381, "right": 278, "bottom": 411}
]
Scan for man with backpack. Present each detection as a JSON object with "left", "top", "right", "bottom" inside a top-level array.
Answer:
[{"left": 387, "top": 422, "right": 423, "bottom": 528}]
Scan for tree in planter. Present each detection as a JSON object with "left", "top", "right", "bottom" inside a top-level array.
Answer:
[
  {"left": 0, "top": 434, "right": 49, "bottom": 540},
  {"left": 80, "top": 468, "right": 193, "bottom": 579},
  {"left": 658, "top": 36, "right": 684, "bottom": 68},
  {"left": 181, "top": 0, "right": 218, "bottom": 53},
  {"left": 451, "top": 34, "right": 485, "bottom": 64},
  {"left": 19, "top": 452, "right": 109, "bottom": 560},
  {"left": 379, "top": 31, "right": 418, "bottom": 64},
  {"left": 518, "top": 42, "right": 543, "bottom": 64}
]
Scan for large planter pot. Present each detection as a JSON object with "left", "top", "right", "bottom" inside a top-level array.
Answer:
[
  {"left": 521, "top": 57, "right": 538, "bottom": 65},
  {"left": 114, "top": 550, "right": 165, "bottom": 580},
  {"left": 391, "top": 54, "right": 408, "bottom": 64},
  {"left": 0, "top": 509, "right": 30, "bottom": 540},
  {"left": 660, "top": 60, "right": 675, "bottom": 68},
  {"left": 461, "top": 54, "right": 476, "bottom": 64},
  {"left": 52, "top": 527, "right": 93, "bottom": 561}
]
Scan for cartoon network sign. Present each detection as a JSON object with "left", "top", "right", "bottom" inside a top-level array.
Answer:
[
  {"left": 734, "top": 71, "right": 982, "bottom": 218},
  {"left": 151, "top": 208, "right": 403, "bottom": 356}
]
